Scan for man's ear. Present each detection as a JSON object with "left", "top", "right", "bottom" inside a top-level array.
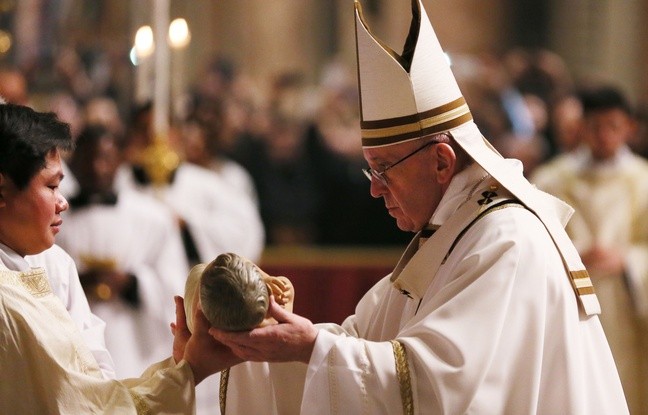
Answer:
[{"left": 434, "top": 143, "right": 457, "bottom": 184}]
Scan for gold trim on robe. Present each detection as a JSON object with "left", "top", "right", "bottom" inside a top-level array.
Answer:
[
  {"left": 128, "top": 391, "right": 152, "bottom": 415},
  {"left": 391, "top": 340, "right": 414, "bottom": 415},
  {"left": 220, "top": 368, "right": 230, "bottom": 414}
]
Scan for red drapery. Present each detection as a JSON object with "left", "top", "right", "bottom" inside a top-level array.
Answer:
[{"left": 259, "top": 246, "right": 402, "bottom": 324}]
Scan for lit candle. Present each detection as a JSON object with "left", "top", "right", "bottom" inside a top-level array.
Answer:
[
  {"left": 134, "top": 25, "right": 154, "bottom": 103},
  {"left": 169, "top": 18, "right": 191, "bottom": 122}
]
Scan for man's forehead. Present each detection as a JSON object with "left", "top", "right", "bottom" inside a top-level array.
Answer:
[
  {"left": 40, "top": 150, "right": 64, "bottom": 177},
  {"left": 363, "top": 139, "right": 422, "bottom": 160}
]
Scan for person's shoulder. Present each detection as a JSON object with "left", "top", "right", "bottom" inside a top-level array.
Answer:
[
  {"left": 531, "top": 152, "right": 578, "bottom": 184},
  {"left": 119, "top": 189, "right": 176, "bottom": 224},
  {"left": 176, "top": 162, "right": 230, "bottom": 188},
  {"left": 464, "top": 201, "right": 546, "bottom": 247},
  {"left": 625, "top": 151, "right": 648, "bottom": 171},
  {"left": 25, "top": 244, "right": 74, "bottom": 268},
  {"left": 620, "top": 152, "right": 648, "bottom": 193},
  {"left": 25, "top": 245, "right": 77, "bottom": 295}
]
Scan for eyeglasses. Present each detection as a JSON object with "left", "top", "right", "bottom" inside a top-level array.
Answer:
[{"left": 362, "top": 141, "right": 437, "bottom": 186}]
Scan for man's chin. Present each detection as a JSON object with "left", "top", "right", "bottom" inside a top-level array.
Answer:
[{"left": 394, "top": 218, "right": 417, "bottom": 233}]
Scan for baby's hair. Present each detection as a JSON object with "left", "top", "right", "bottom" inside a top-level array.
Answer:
[{"left": 200, "top": 252, "right": 269, "bottom": 331}]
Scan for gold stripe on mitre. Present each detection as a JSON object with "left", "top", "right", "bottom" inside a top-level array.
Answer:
[{"left": 361, "top": 97, "right": 472, "bottom": 147}]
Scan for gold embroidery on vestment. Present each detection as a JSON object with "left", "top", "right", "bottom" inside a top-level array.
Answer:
[
  {"left": 391, "top": 340, "right": 414, "bottom": 415},
  {"left": 328, "top": 346, "right": 340, "bottom": 414},
  {"left": 219, "top": 368, "right": 230, "bottom": 414},
  {"left": 129, "top": 391, "right": 152, "bottom": 415},
  {"left": 0, "top": 268, "right": 52, "bottom": 297}
]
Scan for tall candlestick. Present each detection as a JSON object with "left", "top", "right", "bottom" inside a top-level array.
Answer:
[
  {"left": 153, "top": 0, "right": 171, "bottom": 138},
  {"left": 142, "top": 0, "right": 179, "bottom": 188}
]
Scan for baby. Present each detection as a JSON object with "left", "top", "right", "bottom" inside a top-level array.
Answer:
[{"left": 184, "top": 252, "right": 294, "bottom": 332}]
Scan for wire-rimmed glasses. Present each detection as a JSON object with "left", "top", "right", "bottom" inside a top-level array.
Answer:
[{"left": 362, "top": 141, "right": 437, "bottom": 186}]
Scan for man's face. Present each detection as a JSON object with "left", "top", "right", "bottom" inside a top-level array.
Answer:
[
  {"left": 363, "top": 140, "right": 443, "bottom": 232},
  {"left": 74, "top": 135, "right": 121, "bottom": 194},
  {"left": 0, "top": 149, "right": 68, "bottom": 256},
  {"left": 583, "top": 108, "right": 636, "bottom": 160}
]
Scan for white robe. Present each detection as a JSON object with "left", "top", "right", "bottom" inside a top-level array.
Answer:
[
  {"left": 0, "top": 263, "right": 195, "bottom": 414},
  {"left": 24, "top": 244, "right": 116, "bottom": 379},
  {"left": 55, "top": 189, "right": 190, "bottom": 379},
  {"left": 115, "top": 162, "right": 265, "bottom": 263},
  {"left": 532, "top": 146, "right": 648, "bottom": 414},
  {"left": 223, "top": 163, "right": 628, "bottom": 414}
]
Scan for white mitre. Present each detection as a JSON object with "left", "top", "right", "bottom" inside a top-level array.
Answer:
[{"left": 354, "top": 0, "right": 600, "bottom": 316}]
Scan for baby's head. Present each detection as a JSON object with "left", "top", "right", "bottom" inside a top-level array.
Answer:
[{"left": 197, "top": 253, "right": 270, "bottom": 331}]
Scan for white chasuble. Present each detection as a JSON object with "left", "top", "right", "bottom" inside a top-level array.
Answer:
[{"left": 222, "top": 164, "right": 627, "bottom": 414}]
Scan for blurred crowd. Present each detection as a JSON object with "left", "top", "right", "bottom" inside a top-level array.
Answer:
[
  {"left": 3, "top": 43, "right": 648, "bottom": 413},
  {"left": 1, "top": 46, "right": 647, "bottom": 250}
]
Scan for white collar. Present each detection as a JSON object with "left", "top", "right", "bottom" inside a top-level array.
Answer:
[
  {"left": 0, "top": 242, "right": 30, "bottom": 272},
  {"left": 430, "top": 161, "right": 509, "bottom": 226}
]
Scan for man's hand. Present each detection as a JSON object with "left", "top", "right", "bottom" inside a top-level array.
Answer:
[
  {"left": 210, "top": 296, "right": 318, "bottom": 364},
  {"left": 171, "top": 296, "right": 242, "bottom": 384}
]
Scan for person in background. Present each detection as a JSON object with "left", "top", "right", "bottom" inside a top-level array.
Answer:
[
  {"left": 46, "top": 91, "right": 85, "bottom": 199},
  {"left": 547, "top": 91, "right": 584, "bottom": 155},
  {"left": 0, "top": 66, "right": 30, "bottom": 106},
  {"left": 229, "top": 71, "right": 322, "bottom": 245},
  {"left": 117, "top": 100, "right": 264, "bottom": 414},
  {"left": 116, "top": 102, "right": 264, "bottom": 265},
  {"left": 531, "top": 84, "right": 648, "bottom": 414},
  {"left": 311, "top": 59, "right": 410, "bottom": 245},
  {"left": 56, "top": 124, "right": 190, "bottom": 379},
  {"left": 202, "top": 1, "right": 628, "bottom": 414},
  {"left": 179, "top": 109, "right": 258, "bottom": 205},
  {"left": 0, "top": 101, "right": 235, "bottom": 413}
]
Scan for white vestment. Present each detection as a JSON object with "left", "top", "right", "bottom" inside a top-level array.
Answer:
[
  {"left": 223, "top": 163, "right": 628, "bottom": 414},
  {"left": 0, "top": 263, "right": 195, "bottom": 414},
  {"left": 55, "top": 189, "right": 190, "bottom": 379},
  {"left": 115, "top": 162, "right": 265, "bottom": 263},
  {"left": 24, "top": 244, "right": 116, "bottom": 379},
  {"left": 208, "top": 157, "right": 260, "bottom": 208},
  {"left": 532, "top": 146, "right": 648, "bottom": 414}
]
